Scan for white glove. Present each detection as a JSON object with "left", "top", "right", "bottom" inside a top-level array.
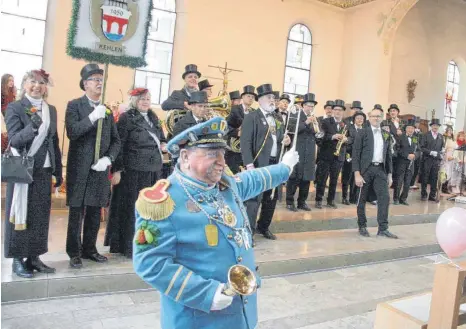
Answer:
[
  {"left": 430, "top": 151, "right": 438, "bottom": 157},
  {"left": 89, "top": 104, "right": 107, "bottom": 123},
  {"left": 281, "top": 148, "right": 299, "bottom": 170},
  {"left": 388, "top": 173, "right": 393, "bottom": 187},
  {"left": 91, "top": 156, "right": 112, "bottom": 172},
  {"left": 210, "top": 284, "right": 233, "bottom": 311}
]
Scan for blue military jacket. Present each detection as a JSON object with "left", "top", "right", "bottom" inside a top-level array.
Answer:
[{"left": 133, "top": 163, "right": 291, "bottom": 329}]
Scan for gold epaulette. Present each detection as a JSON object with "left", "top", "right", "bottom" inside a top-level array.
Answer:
[
  {"left": 224, "top": 166, "right": 234, "bottom": 177},
  {"left": 136, "top": 179, "right": 175, "bottom": 221}
]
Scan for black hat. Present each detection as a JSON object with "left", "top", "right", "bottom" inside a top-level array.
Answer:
[
  {"left": 430, "top": 118, "right": 441, "bottom": 126},
  {"left": 79, "top": 64, "right": 103, "bottom": 91},
  {"left": 279, "top": 94, "right": 291, "bottom": 103},
  {"left": 373, "top": 104, "right": 384, "bottom": 111},
  {"left": 388, "top": 103, "right": 400, "bottom": 112},
  {"left": 273, "top": 91, "right": 280, "bottom": 99},
  {"left": 257, "top": 84, "right": 274, "bottom": 98},
  {"left": 350, "top": 101, "right": 363, "bottom": 110},
  {"left": 182, "top": 64, "right": 201, "bottom": 79},
  {"left": 333, "top": 99, "right": 346, "bottom": 110},
  {"left": 188, "top": 91, "right": 208, "bottom": 105},
  {"left": 353, "top": 110, "right": 366, "bottom": 121},
  {"left": 324, "top": 100, "right": 335, "bottom": 108},
  {"left": 303, "top": 93, "right": 318, "bottom": 105},
  {"left": 229, "top": 90, "right": 241, "bottom": 100},
  {"left": 241, "top": 85, "right": 257, "bottom": 100},
  {"left": 405, "top": 119, "right": 416, "bottom": 127},
  {"left": 198, "top": 79, "right": 213, "bottom": 91}
]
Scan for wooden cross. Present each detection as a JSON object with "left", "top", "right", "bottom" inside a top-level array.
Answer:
[{"left": 208, "top": 62, "right": 242, "bottom": 96}]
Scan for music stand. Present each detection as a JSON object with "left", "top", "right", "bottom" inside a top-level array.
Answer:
[{"left": 447, "top": 144, "right": 466, "bottom": 201}]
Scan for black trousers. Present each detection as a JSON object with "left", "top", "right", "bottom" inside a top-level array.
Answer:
[
  {"left": 245, "top": 157, "right": 278, "bottom": 233},
  {"left": 341, "top": 159, "right": 353, "bottom": 200},
  {"left": 315, "top": 158, "right": 343, "bottom": 202},
  {"left": 286, "top": 178, "right": 311, "bottom": 206},
  {"left": 421, "top": 157, "right": 441, "bottom": 199},
  {"left": 66, "top": 205, "right": 101, "bottom": 258},
  {"left": 391, "top": 156, "right": 399, "bottom": 187},
  {"left": 394, "top": 159, "right": 413, "bottom": 202},
  {"left": 410, "top": 157, "right": 421, "bottom": 186},
  {"left": 225, "top": 151, "right": 243, "bottom": 174},
  {"left": 357, "top": 165, "right": 390, "bottom": 230}
]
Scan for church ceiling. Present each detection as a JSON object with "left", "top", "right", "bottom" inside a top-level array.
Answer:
[{"left": 314, "top": 0, "right": 377, "bottom": 8}]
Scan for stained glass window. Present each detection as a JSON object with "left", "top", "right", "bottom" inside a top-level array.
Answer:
[
  {"left": 134, "top": 0, "right": 176, "bottom": 105},
  {"left": 444, "top": 60, "right": 460, "bottom": 127},
  {"left": 283, "top": 24, "right": 312, "bottom": 97}
]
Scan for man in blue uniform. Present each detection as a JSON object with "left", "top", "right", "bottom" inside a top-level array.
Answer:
[{"left": 133, "top": 116, "right": 299, "bottom": 329}]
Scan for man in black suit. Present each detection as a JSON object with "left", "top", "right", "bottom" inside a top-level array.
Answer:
[
  {"left": 387, "top": 104, "right": 403, "bottom": 188},
  {"left": 225, "top": 85, "right": 257, "bottom": 173},
  {"left": 393, "top": 119, "right": 420, "bottom": 205},
  {"left": 241, "top": 84, "right": 291, "bottom": 240},
  {"left": 172, "top": 91, "right": 209, "bottom": 137},
  {"left": 161, "top": 64, "right": 201, "bottom": 111},
  {"left": 420, "top": 118, "right": 444, "bottom": 201},
  {"left": 198, "top": 79, "right": 214, "bottom": 98},
  {"left": 65, "top": 64, "right": 121, "bottom": 268},
  {"left": 317, "top": 100, "right": 334, "bottom": 126},
  {"left": 229, "top": 90, "right": 241, "bottom": 106},
  {"left": 353, "top": 107, "right": 397, "bottom": 239},
  {"left": 276, "top": 93, "right": 291, "bottom": 124},
  {"left": 410, "top": 117, "right": 423, "bottom": 188},
  {"left": 314, "top": 99, "right": 348, "bottom": 209}
]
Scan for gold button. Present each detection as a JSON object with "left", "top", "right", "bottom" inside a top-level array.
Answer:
[
  {"left": 197, "top": 198, "right": 204, "bottom": 203},
  {"left": 237, "top": 256, "right": 243, "bottom": 262},
  {"left": 227, "top": 234, "right": 233, "bottom": 239}
]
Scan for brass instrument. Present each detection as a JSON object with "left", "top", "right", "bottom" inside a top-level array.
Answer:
[
  {"left": 334, "top": 124, "right": 348, "bottom": 156},
  {"left": 222, "top": 264, "right": 258, "bottom": 296},
  {"left": 207, "top": 94, "right": 231, "bottom": 119},
  {"left": 310, "top": 113, "right": 324, "bottom": 139},
  {"left": 165, "top": 109, "right": 187, "bottom": 136}
]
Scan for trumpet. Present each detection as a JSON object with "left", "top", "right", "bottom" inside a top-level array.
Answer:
[
  {"left": 222, "top": 264, "right": 258, "bottom": 296},
  {"left": 309, "top": 113, "right": 324, "bottom": 139},
  {"left": 334, "top": 125, "right": 348, "bottom": 156}
]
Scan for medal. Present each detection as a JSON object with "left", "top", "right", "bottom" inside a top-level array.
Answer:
[
  {"left": 186, "top": 200, "right": 200, "bottom": 213},
  {"left": 205, "top": 224, "right": 218, "bottom": 247},
  {"left": 220, "top": 206, "right": 237, "bottom": 227}
]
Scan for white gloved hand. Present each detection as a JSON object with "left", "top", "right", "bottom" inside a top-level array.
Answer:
[
  {"left": 210, "top": 284, "right": 233, "bottom": 311},
  {"left": 89, "top": 104, "right": 107, "bottom": 123},
  {"left": 430, "top": 151, "right": 438, "bottom": 157},
  {"left": 388, "top": 173, "right": 393, "bottom": 187},
  {"left": 281, "top": 148, "right": 299, "bottom": 170},
  {"left": 91, "top": 156, "right": 112, "bottom": 172}
]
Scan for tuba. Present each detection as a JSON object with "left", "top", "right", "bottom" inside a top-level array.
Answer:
[
  {"left": 207, "top": 94, "right": 231, "bottom": 119},
  {"left": 222, "top": 264, "right": 258, "bottom": 296},
  {"left": 165, "top": 108, "right": 188, "bottom": 136}
]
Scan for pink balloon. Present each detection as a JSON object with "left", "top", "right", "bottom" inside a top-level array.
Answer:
[{"left": 436, "top": 207, "right": 466, "bottom": 259}]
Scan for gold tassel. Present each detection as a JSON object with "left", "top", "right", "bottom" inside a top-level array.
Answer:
[{"left": 136, "top": 195, "right": 175, "bottom": 221}]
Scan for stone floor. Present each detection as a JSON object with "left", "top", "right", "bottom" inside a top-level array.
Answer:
[{"left": 2, "top": 256, "right": 466, "bottom": 329}]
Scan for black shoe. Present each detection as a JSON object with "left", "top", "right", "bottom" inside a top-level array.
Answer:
[
  {"left": 69, "top": 257, "right": 83, "bottom": 269},
  {"left": 393, "top": 200, "right": 399, "bottom": 205},
  {"left": 297, "top": 203, "right": 312, "bottom": 211},
  {"left": 421, "top": 196, "right": 427, "bottom": 201},
  {"left": 286, "top": 204, "right": 298, "bottom": 212},
  {"left": 12, "top": 258, "right": 34, "bottom": 278},
  {"left": 377, "top": 230, "right": 398, "bottom": 239},
  {"left": 400, "top": 200, "right": 410, "bottom": 206},
  {"left": 315, "top": 201, "right": 323, "bottom": 209},
  {"left": 349, "top": 199, "right": 356, "bottom": 204},
  {"left": 326, "top": 201, "right": 337, "bottom": 209},
  {"left": 342, "top": 198, "right": 350, "bottom": 205},
  {"left": 428, "top": 197, "right": 438, "bottom": 202},
  {"left": 359, "top": 227, "right": 370, "bottom": 237},
  {"left": 257, "top": 229, "right": 277, "bottom": 240},
  {"left": 82, "top": 253, "right": 108, "bottom": 263},
  {"left": 26, "top": 256, "right": 56, "bottom": 274}
]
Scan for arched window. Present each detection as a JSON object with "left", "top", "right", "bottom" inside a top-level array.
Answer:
[
  {"left": 444, "top": 60, "right": 460, "bottom": 126},
  {"left": 0, "top": 0, "right": 49, "bottom": 87},
  {"left": 134, "top": 0, "right": 176, "bottom": 105},
  {"left": 283, "top": 24, "right": 312, "bottom": 96}
]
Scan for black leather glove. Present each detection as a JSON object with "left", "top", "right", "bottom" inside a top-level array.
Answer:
[
  {"left": 30, "top": 113, "right": 43, "bottom": 129},
  {"left": 54, "top": 176, "right": 63, "bottom": 188}
]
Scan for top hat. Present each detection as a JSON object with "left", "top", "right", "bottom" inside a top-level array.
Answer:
[
  {"left": 198, "top": 79, "right": 213, "bottom": 91},
  {"left": 188, "top": 91, "right": 208, "bottom": 105},
  {"left": 353, "top": 110, "right": 366, "bottom": 121},
  {"left": 303, "top": 93, "right": 318, "bottom": 105},
  {"left": 241, "top": 85, "right": 257, "bottom": 100},
  {"left": 332, "top": 99, "right": 346, "bottom": 110},
  {"left": 257, "top": 84, "right": 274, "bottom": 98},
  {"left": 229, "top": 90, "right": 241, "bottom": 100},
  {"left": 387, "top": 103, "right": 400, "bottom": 112},
  {"left": 324, "top": 100, "right": 335, "bottom": 108},
  {"left": 350, "top": 100, "right": 363, "bottom": 110},
  {"left": 182, "top": 64, "right": 201, "bottom": 79},
  {"left": 373, "top": 104, "right": 384, "bottom": 111},
  {"left": 430, "top": 118, "right": 441, "bottom": 126},
  {"left": 273, "top": 91, "right": 280, "bottom": 100},
  {"left": 166, "top": 117, "right": 227, "bottom": 156},
  {"left": 405, "top": 119, "right": 416, "bottom": 127},
  {"left": 79, "top": 64, "right": 103, "bottom": 91},
  {"left": 279, "top": 94, "right": 291, "bottom": 103}
]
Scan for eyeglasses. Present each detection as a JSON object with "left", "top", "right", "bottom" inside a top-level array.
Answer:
[
  {"left": 87, "top": 78, "right": 103, "bottom": 83},
  {"left": 28, "top": 80, "right": 46, "bottom": 86},
  {"left": 369, "top": 115, "right": 383, "bottom": 118}
]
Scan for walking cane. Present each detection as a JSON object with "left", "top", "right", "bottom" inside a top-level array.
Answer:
[{"left": 94, "top": 63, "right": 109, "bottom": 164}]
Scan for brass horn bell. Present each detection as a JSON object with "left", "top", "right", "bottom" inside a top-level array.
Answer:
[{"left": 222, "top": 264, "right": 258, "bottom": 296}]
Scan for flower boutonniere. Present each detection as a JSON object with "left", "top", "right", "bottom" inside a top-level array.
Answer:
[
  {"left": 339, "top": 122, "right": 346, "bottom": 133},
  {"left": 25, "top": 106, "right": 38, "bottom": 116},
  {"left": 382, "top": 131, "right": 390, "bottom": 141},
  {"left": 412, "top": 136, "right": 418, "bottom": 144},
  {"left": 275, "top": 119, "right": 282, "bottom": 130}
]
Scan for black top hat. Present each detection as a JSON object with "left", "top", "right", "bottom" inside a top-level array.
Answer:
[
  {"left": 273, "top": 91, "right": 280, "bottom": 99},
  {"left": 373, "top": 104, "right": 384, "bottom": 111},
  {"left": 333, "top": 99, "right": 346, "bottom": 110},
  {"left": 182, "top": 64, "right": 201, "bottom": 79},
  {"left": 279, "top": 94, "right": 291, "bottom": 103},
  {"left": 387, "top": 103, "right": 400, "bottom": 112},
  {"left": 350, "top": 100, "right": 363, "bottom": 110},
  {"left": 405, "top": 119, "right": 416, "bottom": 127},
  {"left": 198, "top": 79, "right": 213, "bottom": 91},
  {"left": 241, "top": 85, "right": 257, "bottom": 100},
  {"left": 324, "top": 100, "right": 335, "bottom": 108},
  {"left": 257, "top": 84, "right": 274, "bottom": 98},
  {"left": 188, "top": 91, "right": 208, "bottom": 105},
  {"left": 79, "top": 64, "right": 103, "bottom": 91},
  {"left": 430, "top": 118, "right": 441, "bottom": 126},
  {"left": 303, "top": 93, "right": 318, "bottom": 105},
  {"left": 353, "top": 110, "right": 366, "bottom": 121},
  {"left": 229, "top": 90, "right": 241, "bottom": 100}
]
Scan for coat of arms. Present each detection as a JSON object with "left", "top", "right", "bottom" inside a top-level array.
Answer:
[{"left": 101, "top": 2, "right": 132, "bottom": 41}]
